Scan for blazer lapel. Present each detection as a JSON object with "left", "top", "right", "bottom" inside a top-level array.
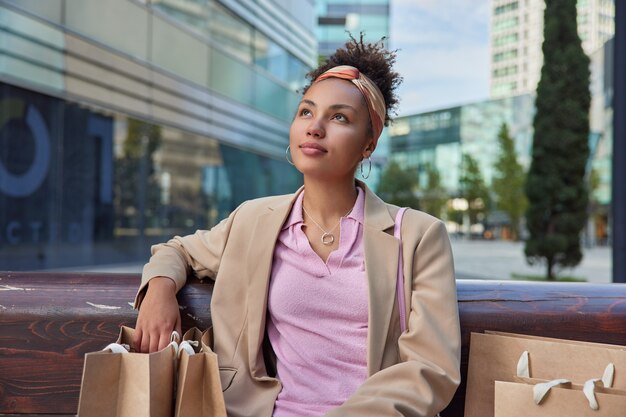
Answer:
[
  {"left": 243, "top": 182, "right": 398, "bottom": 378},
  {"left": 361, "top": 182, "right": 399, "bottom": 375},
  {"left": 245, "top": 189, "right": 301, "bottom": 378}
]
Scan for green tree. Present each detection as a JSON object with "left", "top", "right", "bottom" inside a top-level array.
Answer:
[
  {"left": 378, "top": 161, "right": 420, "bottom": 209},
  {"left": 492, "top": 123, "right": 527, "bottom": 240},
  {"left": 115, "top": 119, "right": 162, "bottom": 231},
  {"left": 459, "top": 153, "right": 490, "bottom": 225},
  {"left": 524, "top": 0, "right": 591, "bottom": 280},
  {"left": 420, "top": 164, "right": 447, "bottom": 219},
  {"left": 585, "top": 167, "right": 602, "bottom": 245}
]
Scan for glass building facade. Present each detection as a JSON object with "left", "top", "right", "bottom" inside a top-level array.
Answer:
[
  {"left": 0, "top": 0, "right": 316, "bottom": 270},
  {"left": 315, "top": 0, "right": 390, "bottom": 59},
  {"left": 390, "top": 80, "right": 612, "bottom": 243},
  {"left": 389, "top": 95, "right": 535, "bottom": 195}
]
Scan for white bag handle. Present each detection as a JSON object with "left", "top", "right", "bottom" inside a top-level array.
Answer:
[
  {"left": 178, "top": 340, "right": 199, "bottom": 358},
  {"left": 582, "top": 363, "right": 615, "bottom": 410},
  {"left": 103, "top": 330, "right": 180, "bottom": 354},
  {"left": 516, "top": 351, "right": 615, "bottom": 408},
  {"left": 532, "top": 379, "right": 572, "bottom": 404},
  {"left": 103, "top": 343, "right": 130, "bottom": 354}
]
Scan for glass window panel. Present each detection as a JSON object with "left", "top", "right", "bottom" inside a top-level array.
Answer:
[
  {"left": 209, "top": 2, "right": 253, "bottom": 63},
  {"left": 493, "top": 16, "right": 519, "bottom": 31},
  {"left": 64, "top": 0, "right": 149, "bottom": 61},
  {"left": 287, "top": 55, "right": 309, "bottom": 89},
  {"left": 327, "top": 4, "right": 389, "bottom": 16},
  {"left": 151, "top": 15, "right": 210, "bottom": 87},
  {"left": 0, "top": 30, "right": 64, "bottom": 71},
  {"left": 2, "top": 0, "right": 63, "bottom": 24},
  {"left": 254, "top": 72, "right": 295, "bottom": 121},
  {"left": 219, "top": 144, "right": 301, "bottom": 205},
  {"left": 494, "top": 2, "right": 519, "bottom": 15},
  {"left": 210, "top": 48, "right": 253, "bottom": 105},
  {"left": 287, "top": 0, "right": 315, "bottom": 31},
  {"left": 322, "top": 0, "right": 389, "bottom": 5},
  {"left": 0, "top": 8, "right": 65, "bottom": 90},
  {"left": 0, "top": 6, "right": 64, "bottom": 48},
  {"left": 151, "top": 0, "right": 210, "bottom": 36},
  {"left": 254, "top": 31, "right": 288, "bottom": 81}
]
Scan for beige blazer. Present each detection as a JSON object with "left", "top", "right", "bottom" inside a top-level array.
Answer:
[{"left": 136, "top": 181, "right": 461, "bottom": 417}]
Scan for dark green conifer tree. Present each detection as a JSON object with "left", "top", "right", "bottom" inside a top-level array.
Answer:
[{"left": 524, "top": 0, "right": 591, "bottom": 280}]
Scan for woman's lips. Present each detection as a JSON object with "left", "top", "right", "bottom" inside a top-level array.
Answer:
[{"left": 299, "top": 143, "right": 327, "bottom": 156}]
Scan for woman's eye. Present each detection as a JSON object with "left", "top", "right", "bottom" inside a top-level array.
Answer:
[
  {"left": 333, "top": 114, "right": 347, "bottom": 122},
  {"left": 300, "top": 108, "right": 312, "bottom": 117}
]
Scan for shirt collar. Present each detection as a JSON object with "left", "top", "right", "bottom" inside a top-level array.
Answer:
[
  {"left": 282, "top": 189, "right": 305, "bottom": 230},
  {"left": 281, "top": 186, "right": 365, "bottom": 230},
  {"left": 346, "top": 186, "right": 365, "bottom": 225}
]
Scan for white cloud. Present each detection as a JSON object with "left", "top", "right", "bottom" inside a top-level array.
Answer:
[{"left": 389, "top": 0, "right": 491, "bottom": 115}]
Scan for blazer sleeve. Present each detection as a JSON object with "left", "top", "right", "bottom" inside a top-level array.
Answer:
[
  {"left": 326, "top": 219, "right": 461, "bottom": 417},
  {"left": 133, "top": 202, "right": 246, "bottom": 309}
]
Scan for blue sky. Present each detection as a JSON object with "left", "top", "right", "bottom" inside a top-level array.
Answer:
[{"left": 389, "top": 0, "right": 491, "bottom": 116}]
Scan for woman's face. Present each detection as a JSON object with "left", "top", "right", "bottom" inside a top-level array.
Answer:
[{"left": 289, "top": 78, "right": 375, "bottom": 181}]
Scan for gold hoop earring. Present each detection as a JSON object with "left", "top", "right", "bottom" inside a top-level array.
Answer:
[
  {"left": 286, "top": 145, "right": 295, "bottom": 166},
  {"left": 360, "top": 157, "right": 371, "bottom": 179}
]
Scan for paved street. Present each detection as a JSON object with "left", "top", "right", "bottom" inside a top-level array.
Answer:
[
  {"left": 451, "top": 239, "right": 612, "bottom": 283},
  {"left": 52, "top": 239, "right": 613, "bottom": 284}
]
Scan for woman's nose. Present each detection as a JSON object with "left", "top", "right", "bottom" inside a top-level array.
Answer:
[{"left": 306, "top": 119, "right": 325, "bottom": 138}]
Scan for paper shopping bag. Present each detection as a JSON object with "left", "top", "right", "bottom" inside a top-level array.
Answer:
[
  {"left": 495, "top": 380, "right": 626, "bottom": 417},
  {"left": 494, "top": 350, "right": 625, "bottom": 416},
  {"left": 464, "top": 331, "right": 626, "bottom": 417},
  {"left": 175, "top": 327, "right": 227, "bottom": 417},
  {"left": 77, "top": 326, "right": 178, "bottom": 417}
]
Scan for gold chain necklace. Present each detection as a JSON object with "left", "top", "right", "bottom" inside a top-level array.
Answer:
[{"left": 302, "top": 205, "right": 352, "bottom": 246}]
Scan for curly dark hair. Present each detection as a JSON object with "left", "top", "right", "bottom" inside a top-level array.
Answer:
[{"left": 303, "top": 33, "right": 402, "bottom": 127}]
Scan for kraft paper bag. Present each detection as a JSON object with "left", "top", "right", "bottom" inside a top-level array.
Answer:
[
  {"left": 464, "top": 331, "right": 626, "bottom": 417},
  {"left": 175, "top": 327, "right": 227, "bottom": 417},
  {"left": 77, "top": 326, "right": 178, "bottom": 417},
  {"left": 495, "top": 380, "right": 626, "bottom": 417}
]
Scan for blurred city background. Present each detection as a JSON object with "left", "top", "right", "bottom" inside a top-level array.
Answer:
[{"left": 0, "top": 0, "right": 621, "bottom": 282}]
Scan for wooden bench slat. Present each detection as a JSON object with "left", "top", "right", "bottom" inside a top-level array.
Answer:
[{"left": 1, "top": 272, "right": 625, "bottom": 416}]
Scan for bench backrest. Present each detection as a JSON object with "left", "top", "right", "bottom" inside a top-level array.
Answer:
[{"left": 1, "top": 272, "right": 625, "bottom": 416}]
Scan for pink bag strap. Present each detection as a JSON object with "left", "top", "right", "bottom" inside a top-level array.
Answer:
[{"left": 394, "top": 207, "right": 408, "bottom": 333}]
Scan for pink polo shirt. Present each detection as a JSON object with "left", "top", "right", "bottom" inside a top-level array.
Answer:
[{"left": 267, "top": 187, "right": 368, "bottom": 417}]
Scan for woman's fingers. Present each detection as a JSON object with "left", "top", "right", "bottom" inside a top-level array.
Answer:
[
  {"left": 132, "top": 326, "right": 143, "bottom": 351},
  {"left": 175, "top": 312, "right": 182, "bottom": 342},
  {"left": 140, "top": 333, "right": 151, "bottom": 353},
  {"left": 135, "top": 277, "right": 179, "bottom": 352},
  {"left": 162, "top": 331, "right": 174, "bottom": 352}
]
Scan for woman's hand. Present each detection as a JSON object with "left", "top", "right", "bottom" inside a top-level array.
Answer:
[{"left": 133, "top": 277, "right": 182, "bottom": 353}]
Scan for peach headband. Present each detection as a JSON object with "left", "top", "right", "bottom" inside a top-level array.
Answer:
[{"left": 314, "top": 65, "right": 386, "bottom": 142}]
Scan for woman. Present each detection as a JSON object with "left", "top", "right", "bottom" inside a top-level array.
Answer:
[{"left": 134, "top": 36, "right": 461, "bottom": 417}]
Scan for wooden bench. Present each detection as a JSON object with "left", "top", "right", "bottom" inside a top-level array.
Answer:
[{"left": 1, "top": 272, "right": 625, "bottom": 416}]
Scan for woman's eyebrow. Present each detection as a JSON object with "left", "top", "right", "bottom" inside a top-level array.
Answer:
[
  {"left": 329, "top": 103, "right": 357, "bottom": 112},
  {"left": 299, "top": 100, "right": 356, "bottom": 112}
]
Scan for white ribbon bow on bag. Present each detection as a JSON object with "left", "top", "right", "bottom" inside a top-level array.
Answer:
[{"left": 516, "top": 350, "right": 615, "bottom": 410}]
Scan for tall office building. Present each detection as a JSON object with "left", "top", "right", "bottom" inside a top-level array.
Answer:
[
  {"left": 490, "top": 0, "right": 615, "bottom": 98},
  {"left": 315, "top": 0, "right": 390, "bottom": 59},
  {"left": 0, "top": 0, "right": 316, "bottom": 270}
]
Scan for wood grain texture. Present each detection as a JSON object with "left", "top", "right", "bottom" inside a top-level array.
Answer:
[
  {"left": 0, "top": 272, "right": 213, "bottom": 415},
  {"left": 1, "top": 273, "right": 625, "bottom": 416}
]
